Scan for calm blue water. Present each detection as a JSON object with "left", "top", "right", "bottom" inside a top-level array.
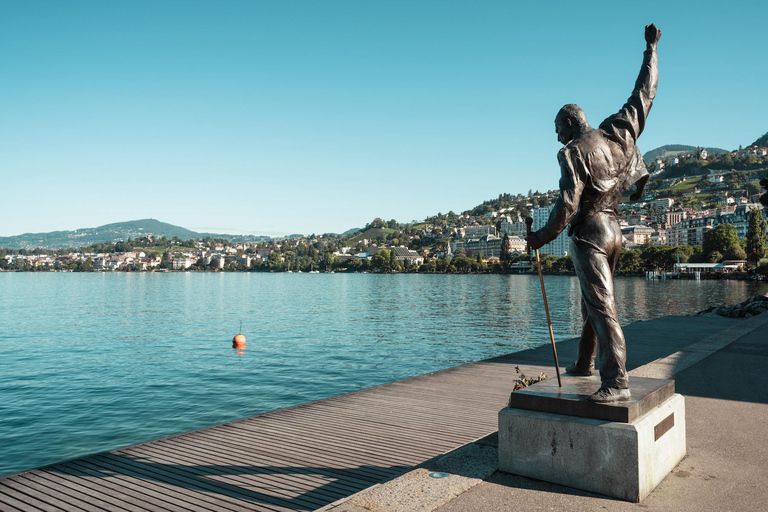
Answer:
[{"left": 1, "top": 273, "right": 765, "bottom": 477}]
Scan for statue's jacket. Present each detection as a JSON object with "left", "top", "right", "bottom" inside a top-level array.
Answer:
[{"left": 538, "top": 47, "right": 659, "bottom": 244}]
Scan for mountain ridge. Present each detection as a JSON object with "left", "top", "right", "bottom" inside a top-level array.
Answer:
[{"left": 0, "top": 219, "right": 271, "bottom": 250}]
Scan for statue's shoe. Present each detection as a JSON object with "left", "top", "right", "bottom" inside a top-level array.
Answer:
[
  {"left": 564, "top": 363, "right": 594, "bottom": 376},
  {"left": 587, "top": 387, "right": 631, "bottom": 403}
]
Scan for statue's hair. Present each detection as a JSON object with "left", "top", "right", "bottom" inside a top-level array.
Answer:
[{"left": 556, "top": 104, "right": 589, "bottom": 127}]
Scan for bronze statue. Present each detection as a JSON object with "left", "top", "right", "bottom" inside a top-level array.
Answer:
[{"left": 526, "top": 24, "right": 661, "bottom": 403}]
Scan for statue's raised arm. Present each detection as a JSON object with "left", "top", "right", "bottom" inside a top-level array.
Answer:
[{"left": 599, "top": 24, "right": 661, "bottom": 147}]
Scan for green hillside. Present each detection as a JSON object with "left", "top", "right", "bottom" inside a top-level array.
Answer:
[
  {"left": 346, "top": 227, "right": 396, "bottom": 244},
  {"left": 750, "top": 132, "right": 768, "bottom": 147},
  {"left": 643, "top": 145, "right": 729, "bottom": 163},
  {"left": 342, "top": 227, "right": 363, "bottom": 236}
]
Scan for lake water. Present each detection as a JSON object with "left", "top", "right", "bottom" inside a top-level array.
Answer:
[{"left": 1, "top": 272, "right": 766, "bottom": 477}]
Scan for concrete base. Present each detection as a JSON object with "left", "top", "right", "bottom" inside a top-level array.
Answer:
[{"left": 498, "top": 394, "right": 686, "bottom": 502}]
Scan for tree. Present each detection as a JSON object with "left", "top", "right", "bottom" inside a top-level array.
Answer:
[
  {"left": 371, "top": 249, "right": 390, "bottom": 271},
  {"left": 268, "top": 251, "right": 283, "bottom": 271},
  {"left": 702, "top": 224, "right": 739, "bottom": 259},
  {"left": 688, "top": 246, "right": 706, "bottom": 263},
  {"left": 452, "top": 256, "right": 473, "bottom": 272},
  {"left": 675, "top": 245, "right": 695, "bottom": 263},
  {"left": 551, "top": 255, "right": 573, "bottom": 273},
  {"left": 707, "top": 250, "right": 723, "bottom": 263},
  {"left": 161, "top": 251, "right": 172, "bottom": 269},
  {"left": 419, "top": 259, "right": 437, "bottom": 273},
  {"left": 78, "top": 258, "right": 94, "bottom": 272},
  {"left": 475, "top": 252, "right": 487, "bottom": 271},
  {"left": 322, "top": 252, "right": 336, "bottom": 271},
  {"left": 760, "top": 177, "right": 768, "bottom": 207},
  {"left": 746, "top": 208, "right": 768, "bottom": 262},
  {"left": 368, "top": 218, "right": 386, "bottom": 229},
  {"left": 723, "top": 244, "right": 747, "bottom": 261},
  {"left": 640, "top": 245, "right": 677, "bottom": 270},
  {"left": 226, "top": 260, "right": 243, "bottom": 272},
  {"left": 618, "top": 249, "right": 642, "bottom": 273},
  {"left": 500, "top": 234, "right": 512, "bottom": 265},
  {"left": 388, "top": 249, "right": 399, "bottom": 271},
  {"left": 114, "top": 241, "right": 132, "bottom": 252}
]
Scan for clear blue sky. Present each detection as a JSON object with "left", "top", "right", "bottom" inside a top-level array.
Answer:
[{"left": 1, "top": 1, "right": 766, "bottom": 237}]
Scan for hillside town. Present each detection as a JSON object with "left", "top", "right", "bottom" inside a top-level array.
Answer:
[{"left": 3, "top": 144, "right": 768, "bottom": 277}]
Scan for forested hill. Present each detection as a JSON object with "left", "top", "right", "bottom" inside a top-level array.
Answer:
[
  {"left": 0, "top": 219, "right": 269, "bottom": 250},
  {"left": 751, "top": 132, "right": 768, "bottom": 148},
  {"left": 643, "top": 145, "right": 729, "bottom": 163}
]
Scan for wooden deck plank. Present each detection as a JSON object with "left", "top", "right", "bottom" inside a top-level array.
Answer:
[
  {"left": 91, "top": 453, "right": 296, "bottom": 512},
  {"left": 35, "top": 467, "right": 182, "bottom": 512},
  {"left": 180, "top": 431, "right": 400, "bottom": 482},
  {"left": 222, "top": 417, "right": 459, "bottom": 457},
  {"left": 233, "top": 414, "right": 467, "bottom": 454},
  {"left": 0, "top": 315, "right": 741, "bottom": 511},
  {"left": 214, "top": 423, "right": 426, "bottom": 467},
  {"left": 214, "top": 425, "right": 429, "bottom": 468},
  {"left": 225, "top": 412, "right": 452, "bottom": 453},
  {"left": 0, "top": 480, "right": 73, "bottom": 512},
  {"left": 284, "top": 401, "right": 497, "bottom": 438},
  {"left": 305, "top": 394, "right": 501, "bottom": 426},
  {"left": 157, "top": 431, "right": 394, "bottom": 484},
  {"left": 24, "top": 471, "right": 139, "bottom": 512},
  {"left": 143, "top": 438, "right": 387, "bottom": 495},
  {"left": 311, "top": 390, "right": 505, "bottom": 419},
  {"left": 117, "top": 444, "right": 345, "bottom": 509},
  {"left": 143, "top": 434, "right": 381, "bottom": 488},
  {"left": 11, "top": 474, "right": 120, "bottom": 512},
  {"left": 61, "top": 460, "right": 223, "bottom": 512},
  {"left": 0, "top": 490, "right": 38, "bottom": 512},
  {"left": 78, "top": 456, "right": 268, "bottom": 512},
  {"left": 127, "top": 441, "right": 363, "bottom": 497},
  {"left": 253, "top": 405, "right": 486, "bottom": 439}
]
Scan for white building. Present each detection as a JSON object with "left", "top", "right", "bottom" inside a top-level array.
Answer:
[
  {"left": 621, "top": 225, "right": 655, "bottom": 247},
  {"left": 507, "top": 235, "right": 527, "bottom": 253},
  {"left": 531, "top": 206, "right": 570, "bottom": 257},
  {"left": 650, "top": 198, "right": 674, "bottom": 211},
  {"left": 464, "top": 225, "right": 496, "bottom": 238},
  {"left": 171, "top": 257, "right": 194, "bottom": 270},
  {"left": 499, "top": 213, "right": 528, "bottom": 237}
]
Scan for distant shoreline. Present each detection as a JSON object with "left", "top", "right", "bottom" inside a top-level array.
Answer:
[{"left": 1, "top": 268, "right": 764, "bottom": 281}]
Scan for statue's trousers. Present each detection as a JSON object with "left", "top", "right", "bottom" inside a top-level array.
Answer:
[{"left": 570, "top": 212, "right": 629, "bottom": 389}]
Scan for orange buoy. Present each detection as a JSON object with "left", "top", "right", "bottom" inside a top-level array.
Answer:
[{"left": 232, "top": 334, "right": 246, "bottom": 348}]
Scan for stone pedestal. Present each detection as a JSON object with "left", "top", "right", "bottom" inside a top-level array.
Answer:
[{"left": 498, "top": 375, "right": 686, "bottom": 502}]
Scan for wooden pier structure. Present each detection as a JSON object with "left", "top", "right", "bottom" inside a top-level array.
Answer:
[{"left": 0, "top": 316, "right": 740, "bottom": 511}]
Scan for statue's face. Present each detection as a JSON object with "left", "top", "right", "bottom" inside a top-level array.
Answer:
[{"left": 555, "top": 116, "right": 574, "bottom": 145}]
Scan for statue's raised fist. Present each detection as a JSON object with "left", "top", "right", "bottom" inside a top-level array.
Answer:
[{"left": 645, "top": 24, "right": 661, "bottom": 48}]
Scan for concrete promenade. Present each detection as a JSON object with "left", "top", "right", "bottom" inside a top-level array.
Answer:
[
  {"left": 327, "top": 311, "right": 768, "bottom": 512},
  {"left": 1, "top": 312, "right": 765, "bottom": 511}
]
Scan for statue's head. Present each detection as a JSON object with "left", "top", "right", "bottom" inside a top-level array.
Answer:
[{"left": 555, "top": 104, "right": 589, "bottom": 145}]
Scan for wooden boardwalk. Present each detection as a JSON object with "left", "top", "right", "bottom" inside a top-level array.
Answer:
[{"left": 0, "top": 315, "right": 739, "bottom": 511}]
